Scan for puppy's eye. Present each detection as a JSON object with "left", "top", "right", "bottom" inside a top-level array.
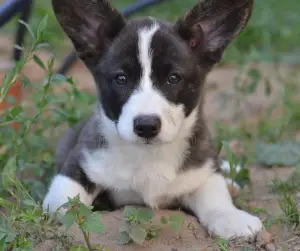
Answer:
[
  {"left": 168, "top": 73, "right": 181, "bottom": 85},
  {"left": 115, "top": 75, "right": 127, "bottom": 85}
]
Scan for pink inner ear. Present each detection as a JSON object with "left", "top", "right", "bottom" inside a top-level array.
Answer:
[
  {"left": 189, "top": 39, "right": 200, "bottom": 48},
  {"left": 189, "top": 23, "right": 203, "bottom": 48}
]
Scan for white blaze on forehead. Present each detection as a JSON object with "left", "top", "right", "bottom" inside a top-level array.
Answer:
[{"left": 137, "top": 23, "right": 159, "bottom": 90}]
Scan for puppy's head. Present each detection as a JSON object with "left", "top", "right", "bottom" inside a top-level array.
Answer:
[{"left": 52, "top": 0, "right": 253, "bottom": 144}]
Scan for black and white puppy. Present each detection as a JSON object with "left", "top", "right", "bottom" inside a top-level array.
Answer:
[{"left": 43, "top": 0, "right": 262, "bottom": 240}]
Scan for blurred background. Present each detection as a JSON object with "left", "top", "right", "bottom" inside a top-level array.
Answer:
[{"left": 1, "top": 0, "right": 300, "bottom": 64}]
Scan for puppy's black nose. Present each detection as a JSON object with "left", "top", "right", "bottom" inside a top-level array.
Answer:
[{"left": 133, "top": 115, "right": 161, "bottom": 139}]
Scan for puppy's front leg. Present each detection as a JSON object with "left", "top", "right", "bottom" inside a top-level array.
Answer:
[
  {"left": 43, "top": 174, "right": 100, "bottom": 215},
  {"left": 182, "top": 172, "right": 262, "bottom": 240},
  {"left": 43, "top": 147, "right": 101, "bottom": 215}
]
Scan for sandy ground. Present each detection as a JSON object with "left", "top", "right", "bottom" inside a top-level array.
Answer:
[{"left": 1, "top": 36, "right": 300, "bottom": 250}]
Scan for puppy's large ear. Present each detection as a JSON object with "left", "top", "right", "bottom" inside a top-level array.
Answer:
[
  {"left": 176, "top": 0, "right": 253, "bottom": 67},
  {"left": 52, "top": 0, "right": 125, "bottom": 66}
]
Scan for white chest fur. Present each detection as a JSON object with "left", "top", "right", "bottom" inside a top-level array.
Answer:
[
  {"left": 82, "top": 138, "right": 186, "bottom": 194},
  {"left": 81, "top": 136, "right": 215, "bottom": 209}
]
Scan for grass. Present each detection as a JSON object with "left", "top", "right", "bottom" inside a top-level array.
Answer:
[{"left": 0, "top": 0, "right": 299, "bottom": 250}]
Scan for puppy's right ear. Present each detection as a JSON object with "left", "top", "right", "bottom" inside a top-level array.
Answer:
[{"left": 52, "top": 0, "right": 126, "bottom": 66}]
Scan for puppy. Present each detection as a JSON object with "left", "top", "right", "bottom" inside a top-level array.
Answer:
[{"left": 43, "top": 0, "right": 262, "bottom": 240}]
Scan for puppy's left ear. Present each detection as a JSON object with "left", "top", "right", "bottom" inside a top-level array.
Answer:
[
  {"left": 52, "top": 0, "right": 126, "bottom": 67},
  {"left": 176, "top": 0, "right": 253, "bottom": 67}
]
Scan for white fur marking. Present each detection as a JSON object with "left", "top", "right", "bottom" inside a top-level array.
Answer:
[
  {"left": 138, "top": 23, "right": 159, "bottom": 90},
  {"left": 43, "top": 175, "right": 97, "bottom": 214},
  {"left": 183, "top": 173, "right": 262, "bottom": 239}
]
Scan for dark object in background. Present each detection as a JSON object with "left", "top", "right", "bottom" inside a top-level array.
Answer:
[{"left": 0, "top": 0, "right": 168, "bottom": 74}]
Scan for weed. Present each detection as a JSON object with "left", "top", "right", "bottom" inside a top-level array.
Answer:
[
  {"left": 270, "top": 167, "right": 300, "bottom": 230},
  {"left": 278, "top": 192, "right": 299, "bottom": 228},
  {"left": 118, "top": 206, "right": 184, "bottom": 245},
  {"left": 215, "top": 237, "right": 229, "bottom": 251},
  {"left": 59, "top": 195, "right": 108, "bottom": 251},
  {"left": 221, "top": 141, "right": 249, "bottom": 188}
]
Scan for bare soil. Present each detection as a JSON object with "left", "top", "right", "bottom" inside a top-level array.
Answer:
[{"left": 1, "top": 36, "right": 299, "bottom": 250}]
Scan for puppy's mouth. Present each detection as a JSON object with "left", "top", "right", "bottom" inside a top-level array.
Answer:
[
  {"left": 136, "top": 137, "right": 162, "bottom": 145},
  {"left": 144, "top": 138, "right": 155, "bottom": 145}
]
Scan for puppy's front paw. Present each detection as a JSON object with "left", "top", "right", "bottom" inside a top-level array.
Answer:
[
  {"left": 207, "top": 209, "right": 263, "bottom": 240},
  {"left": 43, "top": 195, "right": 67, "bottom": 216}
]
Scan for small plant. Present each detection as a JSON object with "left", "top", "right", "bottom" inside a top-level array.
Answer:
[
  {"left": 271, "top": 164, "right": 300, "bottom": 195},
  {"left": 215, "top": 237, "right": 229, "bottom": 251},
  {"left": 278, "top": 192, "right": 299, "bottom": 228},
  {"left": 221, "top": 141, "right": 250, "bottom": 188},
  {"left": 0, "top": 177, "right": 69, "bottom": 250},
  {"left": 269, "top": 165, "right": 300, "bottom": 229},
  {"left": 59, "top": 195, "right": 107, "bottom": 251},
  {"left": 118, "top": 206, "right": 184, "bottom": 245}
]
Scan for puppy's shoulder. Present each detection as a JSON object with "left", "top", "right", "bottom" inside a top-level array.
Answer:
[{"left": 56, "top": 114, "right": 107, "bottom": 171}]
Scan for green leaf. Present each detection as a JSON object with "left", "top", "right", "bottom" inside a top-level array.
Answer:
[
  {"left": 77, "top": 203, "right": 92, "bottom": 217},
  {"left": 5, "top": 232, "right": 17, "bottom": 242},
  {"left": 123, "top": 206, "right": 138, "bottom": 220},
  {"left": 264, "top": 216, "right": 282, "bottom": 230},
  {"left": 2, "top": 156, "right": 17, "bottom": 189},
  {"left": 0, "top": 198, "right": 15, "bottom": 208},
  {"left": 117, "top": 231, "right": 132, "bottom": 245},
  {"left": 233, "top": 168, "right": 249, "bottom": 188},
  {"left": 160, "top": 216, "right": 168, "bottom": 225},
  {"left": 61, "top": 211, "right": 77, "bottom": 230},
  {"left": 82, "top": 212, "right": 104, "bottom": 234},
  {"left": 136, "top": 208, "right": 154, "bottom": 222},
  {"left": 37, "top": 15, "right": 49, "bottom": 41},
  {"left": 70, "top": 246, "right": 89, "bottom": 251},
  {"left": 129, "top": 226, "right": 147, "bottom": 245},
  {"left": 61, "top": 195, "right": 81, "bottom": 209},
  {"left": 216, "top": 237, "right": 229, "bottom": 251},
  {"left": 21, "top": 75, "right": 31, "bottom": 87},
  {"left": 255, "top": 141, "right": 300, "bottom": 166},
  {"left": 19, "top": 20, "right": 35, "bottom": 39},
  {"left": 0, "top": 68, "right": 17, "bottom": 102},
  {"left": 48, "top": 56, "right": 55, "bottom": 71},
  {"left": 10, "top": 106, "right": 23, "bottom": 117},
  {"left": 0, "top": 235, "right": 6, "bottom": 251},
  {"left": 0, "top": 233, "right": 6, "bottom": 241},
  {"left": 169, "top": 213, "right": 184, "bottom": 233},
  {"left": 33, "top": 55, "right": 46, "bottom": 70}
]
